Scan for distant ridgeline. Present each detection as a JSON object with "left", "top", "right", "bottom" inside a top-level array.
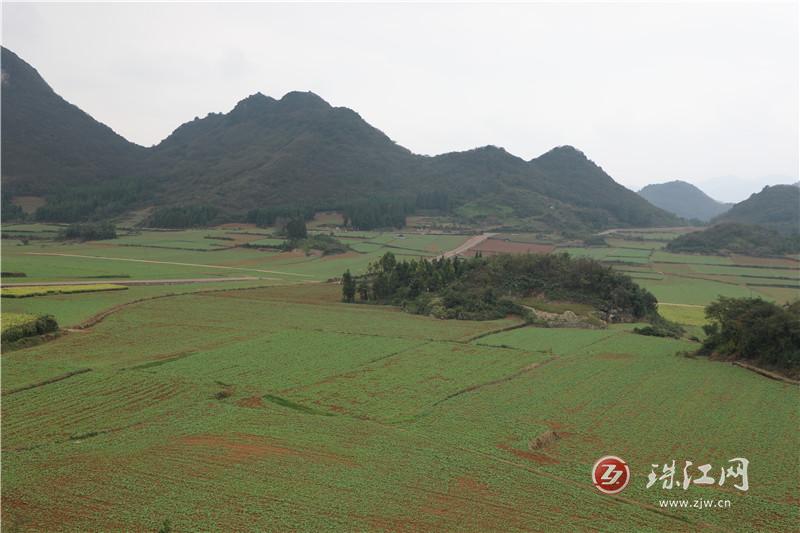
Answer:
[
  {"left": 1, "top": 46, "right": 680, "bottom": 234},
  {"left": 341, "top": 252, "right": 663, "bottom": 324},
  {"left": 637, "top": 180, "right": 732, "bottom": 222},
  {"left": 666, "top": 223, "right": 800, "bottom": 257}
]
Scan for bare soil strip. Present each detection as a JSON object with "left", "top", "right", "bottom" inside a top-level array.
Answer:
[{"left": 24, "top": 252, "right": 314, "bottom": 277}]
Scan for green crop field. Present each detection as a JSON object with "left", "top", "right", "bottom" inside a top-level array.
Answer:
[
  {"left": 657, "top": 303, "right": 708, "bottom": 327},
  {"left": 3, "top": 283, "right": 797, "bottom": 531},
  {"left": 2, "top": 226, "right": 798, "bottom": 531}
]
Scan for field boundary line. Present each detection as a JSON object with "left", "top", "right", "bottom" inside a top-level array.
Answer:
[
  {"left": 428, "top": 356, "right": 558, "bottom": 409},
  {"left": 73, "top": 282, "right": 302, "bottom": 330},
  {"left": 3, "top": 368, "right": 92, "bottom": 396},
  {"left": 731, "top": 361, "right": 800, "bottom": 385},
  {"left": 463, "top": 320, "right": 528, "bottom": 342},
  {"left": 24, "top": 252, "right": 315, "bottom": 277}
]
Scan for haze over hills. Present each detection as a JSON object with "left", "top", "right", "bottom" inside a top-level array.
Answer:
[
  {"left": 712, "top": 184, "right": 800, "bottom": 235},
  {"left": 0, "top": 46, "right": 680, "bottom": 231},
  {"left": 638, "top": 180, "right": 732, "bottom": 222}
]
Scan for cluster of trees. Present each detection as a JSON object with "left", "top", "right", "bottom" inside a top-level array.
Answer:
[
  {"left": 148, "top": 205, "right": 219, "bottom": 228},
  {"left": 282, "top": 218, "right": 308, "bottom": 241},
  {"left": 415, "top": 191, "right": 450, "bottom": 211},
  {"left": 35, "top": 180, "right": 152, "bottom": 222},
  {"left": 700, "top": 297, "right": 799, "bottom": 372},
  {"left": 246, "top": 206, "right": 315, "bottom": 227},
  {"left": 290, "top": 234, "right": 349, "bottom": 256},
  {"left": 666, "top": 223, "right": 800, "bottom": 257},
  {"left": 342, "top": 200, "right": 408, "bottom": 230},
  {"left": 274, "top": 218, "right": 348, "bottom": 256},
  {"left": 342, "top": 252, "right": 659, "bottom": 321},
  {"left": 58, "top": 222, "right": 117, "bottom": 241}
]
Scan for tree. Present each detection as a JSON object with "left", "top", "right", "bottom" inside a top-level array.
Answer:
[
  {"left": 700, "top": 297, "right": 800, "bottom": 370},
  {"left": 285, "top": 218, "right": 307, "bottom": 241},
  {"left": 357, "top": 279, "right": 369, "bottom": 301},
  {"left": 342, "top": 270, "right": 356, "bottom": 303}
]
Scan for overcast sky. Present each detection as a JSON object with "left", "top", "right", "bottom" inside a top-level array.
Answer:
[{"left": 2, "top": 2, "right": 798, "bottom": 201}]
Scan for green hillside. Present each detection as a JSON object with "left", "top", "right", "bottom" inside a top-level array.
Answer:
[{"left": 713, "top": 184, "right": 800, "bottom": 234}]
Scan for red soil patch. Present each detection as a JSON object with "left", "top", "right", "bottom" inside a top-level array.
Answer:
[
  {"left": 468, "top": 238, "right": 555, "bottom": 256},
  {"left": 497, "top": 443, "right": 559, "bottom": 464},
  {"left": 455, "top": 476, "right": 491, "bottom": 494},
  {"left": 236, "top": 395, "right": 265, "bottom": 408}
]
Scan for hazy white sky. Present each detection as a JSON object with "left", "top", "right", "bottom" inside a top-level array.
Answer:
[{"left": 2, "top": 2, "right": 798, "bottom": 200}]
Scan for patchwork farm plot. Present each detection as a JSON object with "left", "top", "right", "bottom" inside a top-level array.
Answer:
[{"left": 1, "top": 223, "right": 798, "bottom": 531}]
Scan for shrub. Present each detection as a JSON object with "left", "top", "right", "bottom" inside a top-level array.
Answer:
[
  {"left": 1, "top": 314, "right": 58, "bottom": 343},
  {"left": 59, "top": 222, "right": 117, "bottom": 241}
]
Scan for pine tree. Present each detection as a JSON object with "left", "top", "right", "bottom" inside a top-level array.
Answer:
[{"left": 341, "top": 270, "right": 356, "bottom": 303}]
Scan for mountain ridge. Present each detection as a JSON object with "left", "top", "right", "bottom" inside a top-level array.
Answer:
[{"left": 1, "top": 46, "right": 680, "bottom": 231}]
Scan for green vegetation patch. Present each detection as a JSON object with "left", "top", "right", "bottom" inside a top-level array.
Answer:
[{"left": 1, "top": 284, "right": 128, "bottom": 298}]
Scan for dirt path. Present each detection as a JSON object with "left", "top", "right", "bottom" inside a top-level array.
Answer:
[
  {"left": 23, "top": 252, "right": 314, "bottom": 277},
  {"left": 437, "top": 232, "right": 496, "bottom": 259},
  {"left": 3, "top": 276, "right": 265, "bottom": 287}
]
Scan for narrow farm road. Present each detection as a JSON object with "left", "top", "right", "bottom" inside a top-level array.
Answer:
[
  {"left": 437, "top": 232, "right": 496, "bottom": 259},
  {"left": 2, "top": 276, "right": 266, "bottom": 287}
]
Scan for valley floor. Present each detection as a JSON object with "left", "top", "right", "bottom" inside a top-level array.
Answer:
[{"left": 1, "top": 225, "right": 798, "bottom": 531}]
